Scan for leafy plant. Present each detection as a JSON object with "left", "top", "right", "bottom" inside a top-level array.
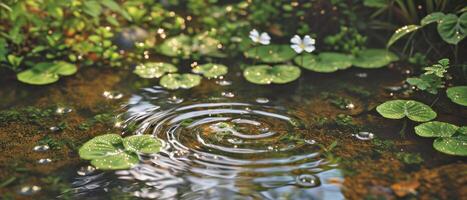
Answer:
[
  {"left": 243, "top": 65, "right": 301, "bottom": 85},
  {"left": 133, "top": 62, "right": 177, "bottom": 79},
  {"left": 79, "top": 134, "right": 163, "bottom": 170},
  {"left": 192, "top": 63, "right": 228, "bottom": 78},
  {"left": 16, "top": 61, "right": 77, "bottom": 85},
  {"left": 446, "top": 86, "right": 467, "bottom": 106},
  {"left": 156, "top": 34, "right": 224, "bottom": 59},
  {"left": 376, "top": 100, "right": 437, "bottom": 122},
  {"left": 244, "top": 45, "right": 296, "bottom": 63},
  {"left": 415, "top": 121, "right": 467, "bottom": 156},
  {"left": 294, "top": 53, "right": 353, "bottom": 73},
  {"left": 415, "top": 121, "right": 461, "bottom": 137},
  {"left": 406, "top": 58, "right": 449, "bottom": 94},
  {"left": 159, "top": 73, "right": 202, "bottom": 90},
  {"left": 351, "top": 49, "right": 399, "bottom": 68}
]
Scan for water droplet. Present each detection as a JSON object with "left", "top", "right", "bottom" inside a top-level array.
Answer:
[
  {"left": 227, "top": 138, "right": 243, "bottom": 144},
  {"left": 216, "top": 80, "right": 232, "bottom": 86},
  {"left": 33, "top": 145, "right": 50, "bottom": 152},
  {"left": 255, "top": 97, "right": 270, "bottom": 104},
  {"left": 305, "top": 139, "right": 316, "bottom": 145},
  {"left": 355, "top": 73, "right": 368, "bottom": 78},
  {"left": 384, "top": 86, "right": 403, "bottom": 92},
  {"left": 167, "top": 96, "right": 184, "bottom": 104},
  {"left": 259, "top": 127, "right": 269, "bottom": 132},
  {"left": 296, "top": 174, "right": 320, "bottom": 187},
  {"left": 19, "top": 185, "right": 41, "bottom": 195},
  {"left": 221, "top": 92, "right": 235, "bottom": 98},
  {"left": 103, "top": 91, "right": 123, "bottom": 100},
  {"left": 345, "top": 103, "right": 355, "bottom": 109},
  {"left": 37, "top": 158, "right": 52, "bottom": 164},
  {"left": 55, "top": 107, "right": 72, "bottom": 114},
  {"left": 77, "top": 165, "right": 96, "bottom": 176},
  {"left": 355, "top": 131, "right": 374, "bottom": 140},
  {"left": 49, "top": 126, "right": 60, "bottom": 132}
]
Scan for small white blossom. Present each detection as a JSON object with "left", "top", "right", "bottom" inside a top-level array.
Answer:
[
  {"left": 249, "top": 29, "right": 271, "bottom": 45},
  {"left": 290, "top": 35, "right": 315, "bottom": 53}
]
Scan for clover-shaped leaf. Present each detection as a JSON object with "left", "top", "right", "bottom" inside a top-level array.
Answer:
[
  {"left": 415, "top": 121, "right": 460, "bottom": 137},
  {"left": 243, "top": 64, "right": 300, "bottom": 85},
  {"left": 437, "top": 13, "right": 467, "bottom": 45},
  {"left": 376, "top": 100, "right": 437, "bottom": 122},
  {"left": 294, "top": 52, "right": 353, "bottom": 73},
  {"left": 352, "top": 49, "right": 398, "bottom": 68},
  {"left": 17, "top": 61, "right": 77, "bottom": 85},
  {"left": 446, "top": 86, "right": 467, "bottom": 106},
  {"left": 79, "top": 134, "right": 163, "bottom": 170},
  {"left": 192, "top": 63, "right": 228, "bottom": 78},
  {"left": 160, "top": 73, "right": 202, "bottom": 90},
  {"left": 133, "top": 62, "right": 177, "bottom": 78},
  {"left": 433, "top": 134, "right": 467, "bottom": 156},
  {"left": 244, "top": 45, "right": 296, "bottom": 63}
]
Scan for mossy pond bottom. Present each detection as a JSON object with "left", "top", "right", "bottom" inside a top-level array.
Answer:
[{"left": 0, "top": 66, "right": 465, "bottom": 200}]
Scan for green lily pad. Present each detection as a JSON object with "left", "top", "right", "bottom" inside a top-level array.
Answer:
[
  {"left": 133, "top": 62, "right": 177, "bottom": 78},
  {"left": 244, "top": 45, "right": 296, "bottom": 63},
  {"left": 352, "top": 49, "right": 398, "bottom": 68},
  {"left": 79, "top": 134, "right": 163, "bottom": 170},
  {"left": 437, "top": 13, "right": 467, "bottom": 45},
  {"left": 192, "top": 63, "right": 228, "bottom": 78},
  {"left": 376, "top": 100, "right": 437, "bottom": 122},
  {"left": 294, "top": 52, "right": 353, "bottom": 73},
  {"left": 17, "top": 61, "right": 77, "bottom": 85},
  {"left": 156, "top": 34, "right": 192, "bottom": 58},
  {"left": 414, "top": 121, "right": 460, "bottom": 137},
  {"left": 433, "top": 134, "right": 467, "bottom": 156},
  {"left": 386, "top": 25, "right": 420, "bottom": 48},
  {"left": 160, "top": 73, "right": 202, "bottom": 90},
  {"left": 243, "top": 64, "right": 301, "bottom": 85},
  {"left": 446, "top": 86, "right": 467, "bottom": 106},
  {"left": 191, "top": 34, "right": 225, "bottom": 58}
]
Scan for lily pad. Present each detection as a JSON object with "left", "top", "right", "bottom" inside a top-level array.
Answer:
[
  {"left": 243, "top": 65, "right": 301, "bottom": 85},
  {"left": 437, "top": 13, "right": 467, "bottom": 45},
  {"left": 294, "top": 52, "right": 353, "bottom": 73},
  {"left": 244, "top": 45, "right": 296, "bottom": 63},
  {"left": 160, "top": 73, "right": 202, "bottom": 90},
  {"left": 352, "top": 49, "right": 398, "bottom": 68},
  {"left": 192, "top": 63, "right": 228, "bottom": 78},
  {"left": 156, "top": 34, "right": 192, "bottom": 58},
  {"left": 79, "top": 134, "right": 163, "bottom": 170},
  {"left": 17, "top": 61, "right": 77, "bottom": 85},
  {"left": 376, "top": 100, "right": 437, "bottom": 122},
  {"left": 446, "top": 86, "right": 467, "bottom": 106},
  {"left": 387, "top": 25, "right": 420, "bottom": 48},
  {"left": 414, "top": 121, "right": 460, "bottom": 137},
  {"left": 433, "top": 134, "right": 467, "bottom": 156},
  {"left": 133, "top": 62, "right": 177, "bottom": 78}
]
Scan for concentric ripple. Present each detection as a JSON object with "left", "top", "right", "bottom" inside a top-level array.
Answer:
[{"left": 72, "top": 86, "right": 344, "bottom": 200}]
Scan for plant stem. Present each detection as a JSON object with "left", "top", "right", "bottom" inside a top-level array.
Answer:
[
  {"left": 430, "top": 94, "right": 440, "bottom": 107},
  {"left": 399, "top": 118, "right": 407, "bottom": 138}
]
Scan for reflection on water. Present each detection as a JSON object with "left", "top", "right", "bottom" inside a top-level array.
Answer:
[{"left": 70, "top": 86, "right": 344, "bottom": 199}]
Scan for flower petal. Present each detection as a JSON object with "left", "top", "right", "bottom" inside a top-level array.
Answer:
[
  {"left": 259, "top": 32, "right": 271, "bottom": 45},
  {"left": 303, "top": 35, "right": 315, "bottom": 45},
  {"left": 291, "top": 44, "right": 303, "bottom": 53},
  {"left": 290, "top": 35, "right": 302, "bottom": 45},
  {"left": 249, "top": 29, "right": 260, "bottom": 43},
  {"left": 304, "top": 45, "right": 315, "bottom": 53}
]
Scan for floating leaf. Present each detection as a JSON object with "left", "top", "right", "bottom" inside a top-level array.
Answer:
[
  {"left": 433, "top": 134, "right": 467, "bottom": 156},
  {"left": 446, "top": 86, "right": 467, "bottom": 106},
  {"left": 387, "top": 25, "right": 420, "bottom": 48},
  {"left": 192, "top": 63, "right": 228, "bottom": 78},
  {"left": 160, "top": 73, "right": 202, "bottom": 90},
  {"left": 191, "top": 34, "right": 225, "bottom": 58},
  {"left": 376, "top": 100, "right": 437, "bottom": 122},
  {"left": 17, "top": 61, "right": 77, "bottom": 85},
  {"left": 243, "top": 65, "right": 300, "bottom": 85},
  {"left": 244, "top": 45, "right": 296, "bottom": 63},
  {"left": 421, "top": 12, "right": 445, "bottom": 26},
  {"left": 352, "top": 49, "right": 398, "bottom": 68},
  {"left": 415, "top": 121, "right": 459, "bottom": 137},
  {"left": 294, "top": 52, "right": 353, "bottom": 73},
  {"left": 156, "top": 34, "right": 192, "bottom": 58},
  {"left": 133, "top": 62, "right": 177, "bottom": 78},
  {"left": 79, "top": 134, "right": 163, "bottom": 170},
  {"left": 437, "top": 13, "right": 467, "bottom": 45}
]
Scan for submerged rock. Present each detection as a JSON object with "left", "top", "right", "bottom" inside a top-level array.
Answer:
[{"left": 114, "top": 27, "right": 149, "bottom": 50}]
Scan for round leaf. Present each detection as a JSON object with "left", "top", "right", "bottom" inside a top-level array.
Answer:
[
  {"left": 192, "top": 63, "right": 228, "bottom": 78},
  {"left": 123, "top": 135, "right": 163, "bottom": 154},
  {"left": 294, "top": 52, "right": 353, "bottom": 73},
  {"left": 376, "top": 100, "right": 437, "bottom": 122},
  {"left": 156, "top": 34, "right": 191, "bottom": 58},
  {"left": 243, "top": 64, "right": 301, "bottom": 85},
  {"left": 79, "top": 134, "right": 123, "bottom": 160},
  {"left": 433, "top": 134, "right": 467, "bottom": 156},
  {"left": 17, "top": 61, "right": 77, "bottom": 85},
  {"left": 437, "top": 13, "right": 467, "bottom": 45},
  {"left": 244, "top": 45, "right": 296, "bottom": 63},
  {"left": 386, "top": 25, "right": 420, "bottom": 48},
  {"left": 415, "top": 121, "right": 459, "bottom": 137},
  {"left": 91, "top": 152, "right": 139, "bottom": 170},
  {"left": 160, "top": 73, "right": 202, "bottom": 90},
  {"left": 133, "top": 62, "right": 177, "bottom": 78},
  {"left": 446, "top": 86, "right": 467, "bottom": 106},
  {"left": 352, "top": 49, "right": 398, "bottom": 68}
]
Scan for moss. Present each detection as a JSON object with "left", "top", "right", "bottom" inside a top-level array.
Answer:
[
  {"left": 321, "top": 92, "right": 352, "bottom": 109},
  {"left": 396, "top": 152, "right": 424, "bottom": 165},
  {"left": 0, "top": 106, "right": 55, "bottom": 125},
  {"left": 38, "top": 135, "right": 63, "bottom": 150}
]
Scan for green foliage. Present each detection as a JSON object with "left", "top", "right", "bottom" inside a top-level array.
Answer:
[
  {"left": 294, "top": 53, "right": 353, "bottom": 73},
  {"left": 17, "top": 61, "right": 77, "bottom": 85},
  {"left": 387, "top": 25, "right": 421, "bottom": 48},
  {"left": 406, "top": 59, "right": 449, "bottom": 94},
  {"left": 352, "top": 49, "right": 399, "bottom": 69},
  {"left": 446, "top": 86, "right": 467, "bottom": 106},
  {"left": 133, "top": 62, "right": 177, "bottom": 79},
  {"left": 396, "top": 152, "right": 424, "bottom": 165},
  {"left": 324, "top": 26, "right": 367, "bottom": 54},
  {"left": 433, "top": 134, "right": 467, "bottom": 156},
  {"left": 79, "top": 134, "right": 163, "bottom": 170},
  {"left": 192, "top": 63, "right": 228, "bottom": 78},
  {"left": 156, "top": 34, "right": 224, "bottom": 59},
  {"left": 159, "top": 73, "right": 202, "bottom": 90},
  {"left": 376, "top": 100, "right": 437, "bottom": 122},
  {"left": 415, "top": 121, "right": 460, "bottom": 137},
  {"left": 243, "top": 65, "right": 301, "bottom": 85},
  {"left": 244, "top": 45, "right": 296, "bottom": 63}
]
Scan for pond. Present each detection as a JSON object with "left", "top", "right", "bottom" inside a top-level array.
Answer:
[{"left": 0, "top": 1, "right": 466, "bottom": 200}]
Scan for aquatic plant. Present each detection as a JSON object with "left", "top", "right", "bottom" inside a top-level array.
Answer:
[
  {"left": 446, "top": 86, "right": 467, "bottom": 106},
  {"left": 156, "top": 34, "right": 224, "bottom": 59},
  {"left": 79, "top": 134, "right": 163, "bottom": 170},
  {"left": 243, "top": 65, "right": 301, "bottom": 85},
  {"left": 133, "top": 62, "right": 177, "bottom": 79},
  {"left": 244, "top": 45, "right": 296, "bottom": 63},
  {"left": 294, "top": 53, "right": 352, "bottom": 73},
  {"left": 406, "top": 58, "right": 449, "bottom": 94},
  {"left": 159, "top": 73, "right": 202, "bottom": 90},
  {"left": 415, "top": 121, "right": 467, "bottom": 156},
  {"left": 290, "top": 35, "right": 316, "bottom": 54},
  {"left": 376, "top": 100, "right": 436, "bottom": 122},
  {"left": 351, "top": 49, "right": 399, "bottom": 69},
  {"left": 192, "top": 63, "right": 228, "bottom": 78},
  {"left": 415, "top": 121, "right": 461, "bottom": 137},
  {"left": 17, "top": 62, "right": 77, "bottom": 85},
  {"left": 249, "top": 29, "right": 271, "bottom": 45}
]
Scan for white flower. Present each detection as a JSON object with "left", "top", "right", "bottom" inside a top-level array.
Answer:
[
  {"left": 290, "top": 35, "right": 315, "bottom": 53},
  {"left": 249, "top": 29, "right": 271, "bottom": 45}
]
